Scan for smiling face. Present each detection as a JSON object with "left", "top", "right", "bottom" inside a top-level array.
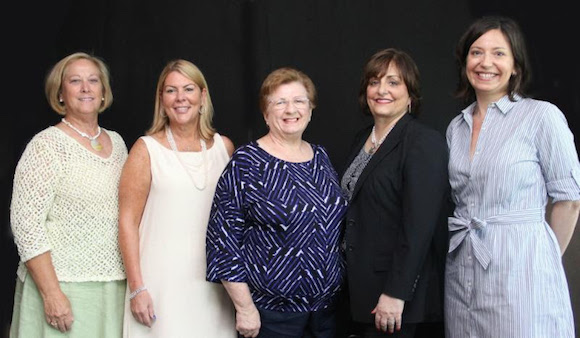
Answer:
[
  {"left": 60, "top": 59, "right": 104, "bottom": 117},
  {"left": 365, "top": 62, "right": 410, "bottom": 122},
  {"left": 264, "top": 81, "right": 312, "bottom": 139},
  {"left": 161, "top": 71, "right": 206, "bottom": 126},
  {"left": 466, "top": 28, "right": 515, "bottom": 102}
]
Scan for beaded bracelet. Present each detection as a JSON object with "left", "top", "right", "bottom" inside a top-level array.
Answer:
[{"left": 129, "top": 286, "right": 147, "bottom": 300}]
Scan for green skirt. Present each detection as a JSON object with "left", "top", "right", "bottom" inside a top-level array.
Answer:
[{"left": 10, "top": 274, "right": 126, "bottom": 338}]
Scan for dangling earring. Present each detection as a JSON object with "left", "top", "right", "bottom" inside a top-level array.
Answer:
[
  {"left": 59, "top": 97, "right": 63, "bottom": 103},
  {"left": 407, "top": 101, "right": 412, "bottom": 114}
]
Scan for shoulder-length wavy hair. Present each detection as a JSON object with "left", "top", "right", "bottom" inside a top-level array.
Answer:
[
  {"left": 454, "top": 15, "right": 531, "bottom": 103},
  {"left": 146, "top": 59, "right": 216, "bottom": 141}
]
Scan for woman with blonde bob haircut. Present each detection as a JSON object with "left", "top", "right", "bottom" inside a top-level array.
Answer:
[
  {"left": 10, "top": 51, "right": 128, "bottom": 337},
  {"left": 45, "top": 52, "right": 114, "bottom": 115}
]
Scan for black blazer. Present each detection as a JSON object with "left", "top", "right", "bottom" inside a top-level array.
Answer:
[{"left": 340, "top": 114, "right": 451, "bottom": 324}]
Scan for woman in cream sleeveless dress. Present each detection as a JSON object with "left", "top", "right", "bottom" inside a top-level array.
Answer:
[{"left": 122, "top": 132, "right": 236, "bottom": 337}]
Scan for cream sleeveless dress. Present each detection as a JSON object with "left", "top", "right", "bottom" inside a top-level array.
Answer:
[{"left": 123, "top": 133, "right": 236, "bottom": 338}]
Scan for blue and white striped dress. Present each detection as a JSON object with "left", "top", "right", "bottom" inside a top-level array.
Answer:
[
  {"left": 445, "top": 95, "right": 579, "bottom": 338},
  {"left": 206, "top": 141, "right": 348, "bottom": 312}
]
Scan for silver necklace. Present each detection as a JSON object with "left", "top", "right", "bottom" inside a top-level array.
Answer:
[
  {"left": 369, "top": 124, "right": 395, "bottom": 155},
  {"left": 61, "top": 118, "right": 103, "bottom": 151},
  {"left": 166, "top": 126, "right": 207, "bottom": 190}
]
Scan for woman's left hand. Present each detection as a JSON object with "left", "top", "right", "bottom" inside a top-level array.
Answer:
[{"left": 371, "top": 294, "right": 404, "bottom": 334}]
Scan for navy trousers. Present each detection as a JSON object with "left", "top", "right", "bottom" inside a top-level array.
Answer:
[{"left": 239, "top": 307, "right": 336, "bottom": 338}]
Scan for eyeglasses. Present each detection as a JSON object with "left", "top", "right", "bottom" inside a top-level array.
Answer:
[{"left": 269, "top": 97, "right": 310, "bottom": 111}]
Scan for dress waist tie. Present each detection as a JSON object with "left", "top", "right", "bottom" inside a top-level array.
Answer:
[{"left": 448, "top": 208, "right": 545, "bottom": 270}]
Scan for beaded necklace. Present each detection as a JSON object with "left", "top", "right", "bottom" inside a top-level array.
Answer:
[
  {"left": 61, "top": 118, "right": 103, "bottom": 151},
  {"left": 166, "top": 126, "right": 208, "bottom": 190},
  {"left": 368, "top": 124, "right": 395, "bottom": 154}
]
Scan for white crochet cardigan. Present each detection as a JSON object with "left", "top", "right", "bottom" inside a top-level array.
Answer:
[{"left": 10, "top": 126, "right": 128, "bottom": 282}]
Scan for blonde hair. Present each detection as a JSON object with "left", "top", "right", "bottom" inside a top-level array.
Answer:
[
  {"left": 45, "top": 52, "right": 113, "bottom": 115},
  {"left": 146, "top": 59, "right": 216, "bottom": 140}
]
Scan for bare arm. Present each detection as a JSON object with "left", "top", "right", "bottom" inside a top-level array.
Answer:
[
  {"left": 221, "top": 135, "right": 235, "bottom": 157},
  {"left": 25, "top": 252, "right": 74, "bottom": 332},
  {"left": 549, "top": 200, "right": 580, "bottom": 254},
  {"left": 222, "top": 281, "right": 260, "bottom": 338},
  {"left": 118, "top": 138, "right": 155, "bottom": 326}
]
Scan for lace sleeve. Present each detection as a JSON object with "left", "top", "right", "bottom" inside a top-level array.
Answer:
[{"left": 10, "top": 136, "right": 61, "bottom": 262}]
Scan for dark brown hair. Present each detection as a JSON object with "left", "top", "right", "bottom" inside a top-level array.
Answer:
[
  {"left": 454, "top": 15, "right": 531, "bottom": 103},
  {"left": 358, "top": 48, "right": 422, "bottom": 116}
]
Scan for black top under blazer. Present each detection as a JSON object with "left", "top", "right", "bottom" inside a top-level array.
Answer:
[{"left": 340, "top": 114, "right": 451, "bottom": 324}]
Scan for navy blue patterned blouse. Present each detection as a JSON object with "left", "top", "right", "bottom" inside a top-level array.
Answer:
[{"left": 206, "top": 141, "right": 348, "bottom": 312}]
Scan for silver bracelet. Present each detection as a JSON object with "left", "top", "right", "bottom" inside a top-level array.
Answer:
[{"left": 129, "top": 286, "right": 147, "bottom": 300}]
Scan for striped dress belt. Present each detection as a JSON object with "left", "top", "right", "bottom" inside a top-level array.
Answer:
[{"left": 448, "top": 208, "right": 545, "bottom": 269}]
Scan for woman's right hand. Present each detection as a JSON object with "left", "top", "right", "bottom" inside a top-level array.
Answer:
[
  {"left": 221, "top": 281, "right": 260, "bottom": 337},
  {"left": 130, "top": 290, "right": 156, "bottom": 327},
  {"left": 235, "top": 305, "right": 260, "bottom": 338},
  {"left": 43, "top": 290, "right": 74, "bottom": 332},
  {"left": 26, "top": 252, "right": 74, "bottom": 333}
]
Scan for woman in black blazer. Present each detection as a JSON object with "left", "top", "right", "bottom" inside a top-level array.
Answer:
[{"left": 340, "top": 48, "right": 451, "bottom": 338}]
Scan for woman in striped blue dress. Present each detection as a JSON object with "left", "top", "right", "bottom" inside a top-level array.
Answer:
[{"left": 445, "top": 16, "right": 580, "bottom": 337}]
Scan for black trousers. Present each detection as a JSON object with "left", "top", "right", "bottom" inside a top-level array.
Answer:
[
  {"left": 238, "top": 307, "right": 337, "bottom": 338},
  {"left": 347, "top": 321, "right": 445, "bottom": 338}
]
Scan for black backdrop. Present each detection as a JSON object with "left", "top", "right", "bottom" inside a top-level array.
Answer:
[{"left": 3, "top": 1, "right": 579, "bottom": 336}]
